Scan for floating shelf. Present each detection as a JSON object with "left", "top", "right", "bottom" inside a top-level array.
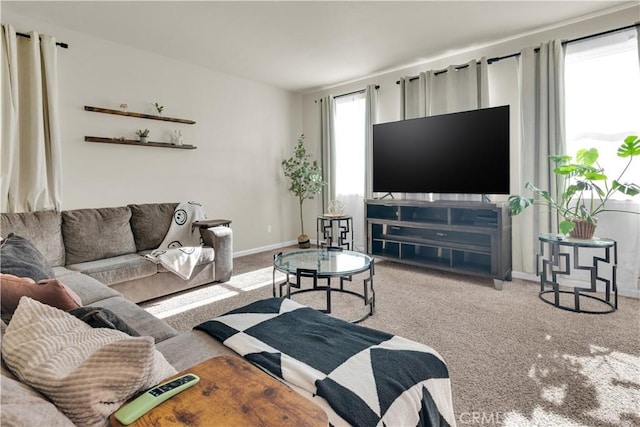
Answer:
[
  {"left": 84, "top": 106, "right": 196, "bottom": 124},
  {"left": 85, "top": 136, "right": 197, "bottom": 150}
]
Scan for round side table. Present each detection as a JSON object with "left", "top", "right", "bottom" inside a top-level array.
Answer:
[{"left": 537, "top": 233, "right": 617, "bottom": 314}]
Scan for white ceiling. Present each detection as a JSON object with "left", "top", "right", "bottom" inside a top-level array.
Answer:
[{"left": 3, "top": 1, "right": 634, "bottom": 92}]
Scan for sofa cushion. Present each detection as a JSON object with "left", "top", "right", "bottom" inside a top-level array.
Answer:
[
  {"left": 155, "top": 247, "right": 215, "bottom": 274},
  {"left": 62, "top": 206, "right": 137, "bottom": 265},
  {"left": 0, "top": 374, "right": 76, "bottom": 426},
  {"left": 0, "top": 274, "right": 82, "bottom": 315},
  {"left": 53, "top": 270, "right": 122, "bottom": 305},
  {"left": 0, "top": 210, "right": 65, "bottom": 267},
  {"left": 1, "top": 297, "right": 177, "bottom": 427},
  {"left": 66, "top": 254, "right": 157, "bottom": 285},
  {"left": 90, "top": 296, "right": 179, "bottom": 343},
  {"left": 0, "top": 234, "right": 55, "bottom": 281},
  {"left": 69, "top": 306, "right": 140, "bottom": 336},
  {"left": 156, "top": 329, "right": 237, "bottom": 371},
  {"left": 129, "top": 203, "right": 178, "bottom": 251}
]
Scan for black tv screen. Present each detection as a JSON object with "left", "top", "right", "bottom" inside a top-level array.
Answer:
[{"left": 372, "top": 105, "right": 510, "bottom": 195}]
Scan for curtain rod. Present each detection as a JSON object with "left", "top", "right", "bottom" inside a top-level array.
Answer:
[
  {"left": 396, "top": 22, "right": 638, "bottom": 84},
  {"left": 315, "top": 85, "right": 380, "bottom": 103},
  {"left": 334, "top": 85, "right": 380, "bottom": 99},
  {"left": 16, "top": 32, "right": 69, "bottom": 49}
]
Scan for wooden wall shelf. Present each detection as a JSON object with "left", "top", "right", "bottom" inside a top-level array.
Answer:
[
  {"left": 84, "top": 106, "right": 196, "bottom": 124},
  {"left": 85, "top": 136, "right": 197, "bottom": 150}
]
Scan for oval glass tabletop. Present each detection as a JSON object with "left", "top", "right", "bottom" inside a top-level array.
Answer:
[
  {"left": 538, "top": 232, "right": 615, "bottom": 248},
  {"left": 274, "top": 249, "right": 372, "bottom": 276}
]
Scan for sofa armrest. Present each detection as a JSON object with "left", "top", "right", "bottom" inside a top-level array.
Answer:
[{"left": 199, "top": 227, "right": 233, "bottom": 282}]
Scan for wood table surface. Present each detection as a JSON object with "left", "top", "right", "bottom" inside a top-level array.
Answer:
[{"left": 110, "top": 355, "right": 328, "bottom": 427}]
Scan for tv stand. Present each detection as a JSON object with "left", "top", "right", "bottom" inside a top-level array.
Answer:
[{"left": 365, "top": 199, "right": 512, "bottom": 289}]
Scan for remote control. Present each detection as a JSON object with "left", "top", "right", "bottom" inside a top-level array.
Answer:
[{"left": 114, "top": 373, "right": 200, "bottom": 425}]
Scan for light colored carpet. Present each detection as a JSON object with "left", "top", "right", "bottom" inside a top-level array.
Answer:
[{"left": 142, "top": 251, "right": 640, "bottom": 427}]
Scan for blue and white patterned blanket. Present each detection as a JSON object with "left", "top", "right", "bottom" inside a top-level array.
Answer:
[{"left": 196, "top": 297, "right": 456, "bottom": 427}]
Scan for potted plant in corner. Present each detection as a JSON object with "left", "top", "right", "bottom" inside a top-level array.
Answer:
[
  {"left": 509, "top": 135, "right": 640, "bottom": 239},
  {"left": 282, "top": 134, "right": 326, "bottom": 248},
  {"left": 136, "top": 129, "right": 150, "bottom": 144}
]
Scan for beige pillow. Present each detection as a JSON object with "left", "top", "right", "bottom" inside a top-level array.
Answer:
[{"left": 1, "top": 297, "right": 177, "bottom": 427}]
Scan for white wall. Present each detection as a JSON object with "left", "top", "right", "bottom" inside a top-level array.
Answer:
[
  {"left": 3, "top": 10, "right": 302, "bottom": 254},
  {"left": 302, "top": 5, "right": 640, "bottom": 295}
]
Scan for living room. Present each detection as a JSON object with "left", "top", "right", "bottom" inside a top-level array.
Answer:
[{"left": 1, "top": 1, "right": 639, "bottom": 426}]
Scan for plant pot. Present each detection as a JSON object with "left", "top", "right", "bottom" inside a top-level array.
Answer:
[
  {"left": 297, "top": 234, "right": 310, "bottom": 249},
  {"left": 139, "top": 137, "right": 148, "bottom": 144},
  {"left": 569, "top": 219, "right": 596, "bottom": 239}
]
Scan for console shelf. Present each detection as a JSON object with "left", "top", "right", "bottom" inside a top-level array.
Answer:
[
  {"left": 85, "top": 136, "right": 197, "bottom": 150},
  {"left": 84, "top": 106, "right": 196, "bottom": 124},
  {"left": 366, "top": 199, "right": 512, "bottom": 289}
]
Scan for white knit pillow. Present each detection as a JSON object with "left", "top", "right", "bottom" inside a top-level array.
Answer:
[{"left": 1, "top": 297, "right": 177, "bottom": 427}]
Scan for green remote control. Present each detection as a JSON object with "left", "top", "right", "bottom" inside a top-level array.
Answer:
[{"left": 114, "top": 373, "right": 200, "bottom": 425}]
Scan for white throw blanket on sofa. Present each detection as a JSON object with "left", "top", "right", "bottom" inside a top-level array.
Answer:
[{"left": 145, "top": 201, "right": 212, "bottom": 280}]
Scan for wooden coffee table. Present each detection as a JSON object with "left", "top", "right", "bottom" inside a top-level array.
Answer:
[{"left": 110, "top": 355, "right": 328, "bottom": 426}]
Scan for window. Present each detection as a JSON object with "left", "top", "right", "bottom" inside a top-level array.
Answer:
[
  {"left": 565, "top": 28, "right": 640, "bottom": 197},
  {"left": 334, "top": 92, "right": 366, "bottom": 250}
]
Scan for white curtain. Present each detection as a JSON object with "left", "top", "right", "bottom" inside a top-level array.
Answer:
[
  {"left": 320, "top": 85, "right": 378, "bottom": 251},
  {"left": 398, "top": 58, "right": 490, "bottom": 201},
  {"left": 0, "top": 24, "right": 62, "bottom": 213},
  {"left": 319, "top": 95, "right": 335, "bottom": 214},
  {"left": 364, "top": 84, "right": 378, "bottom": 199},
  {"left": 514, "top": 40, "right": 566, "bottom": 274}
]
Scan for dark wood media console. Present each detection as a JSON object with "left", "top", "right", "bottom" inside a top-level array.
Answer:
[{"left": 365, "top": 199, "right": 512, "bottom": 289}]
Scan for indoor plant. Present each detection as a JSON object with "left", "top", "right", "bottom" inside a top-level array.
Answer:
[
  {"left": 135, "top": 129, "right": 150, "bottom": 143},
  {"left": 509, "top": 135, "right": 640, "bottom": 238},
  {"left": 282, "top": 134, "right": 326, "bottom": 248}
]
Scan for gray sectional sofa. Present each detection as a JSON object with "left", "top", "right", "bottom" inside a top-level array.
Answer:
[
  {"left": 0, "top": 202, "right": 233, "bottom": 303},
  {"left": 0, "top": 253, "right": 237, "bottom": 426},
  {"left": 0, "top": 203, "right": 237, "bottom": 425}
]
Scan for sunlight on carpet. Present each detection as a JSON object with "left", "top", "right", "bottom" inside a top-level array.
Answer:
[
  {"left": 504, "top": 345, "right": 640, "bottom": 427},
  {"left": 142, "top": 267, "right": 284, "bottom": 319}
]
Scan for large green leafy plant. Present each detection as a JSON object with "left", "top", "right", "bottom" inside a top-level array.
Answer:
[
  {"left": 509, "top": 135, "right": 640, "bottom": 235},
  {"left": 282, "top": 134, "right": 326, "bottom": 240}
]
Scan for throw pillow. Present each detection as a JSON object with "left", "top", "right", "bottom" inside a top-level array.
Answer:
[
  {"left": 68, "top": 306, "right": 140, "bottom": 336},
  {"left": 0, "top": 274, "right": 82, "bottom": 315},
  {"left": 62, "top": 206, "right": 137, "bottom": 265},
  {"left": 128, "top": 203, "right": 179, "bottom": 251},
  {"left": 1, "top": 297, "right": 177, "bottom": 426},
  {"left": 0, "top": 234, "right": 55, "bottom": 281},
  {"left": 0, "top": 210, "right": 66, "bottom": 267}
]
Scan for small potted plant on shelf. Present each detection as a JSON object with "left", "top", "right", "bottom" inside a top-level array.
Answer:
[
  {"left": 282, "top": 134, "right": 326, "bottom": 248},
  {"left": 509, "top": 135, "right": 640, "bottom": 239},
  {"left": 153, "top": 103, "right": 164, "bottom": 115},
  {"left": 135, "top": 129, "right": 150, "bottom": 144}
]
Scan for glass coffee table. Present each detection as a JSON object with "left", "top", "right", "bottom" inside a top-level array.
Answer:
[{"left": 273, "top": 248, "right": 375, "bottom": 323}]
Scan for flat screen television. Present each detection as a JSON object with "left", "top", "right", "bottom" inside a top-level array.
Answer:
[{"left": 372, "top": 105, "right": 510, "bottom": 195}]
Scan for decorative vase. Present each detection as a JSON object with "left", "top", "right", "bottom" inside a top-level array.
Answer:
[
  {"left": 172, "top": 130, "right": 183, "bottom": 146},
  {"left": 327, "top": 200, "right": 344, "bottom": 216},
  {"left": 139, "top": 137, "right": 148, "bottom": 144},
  {"left": 569, "top": 219, "right": 596, "bottom": 239},
  {"left": 297, "top": 234, "right": 310, "bottom": 249}
]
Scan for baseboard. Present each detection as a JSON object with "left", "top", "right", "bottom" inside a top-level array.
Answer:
[
  {"left": 234, "top": 239, "right": 320, "bottom": 258},
  {"left": 511, "top": 271, "right": 538, "bottom": 283}
]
